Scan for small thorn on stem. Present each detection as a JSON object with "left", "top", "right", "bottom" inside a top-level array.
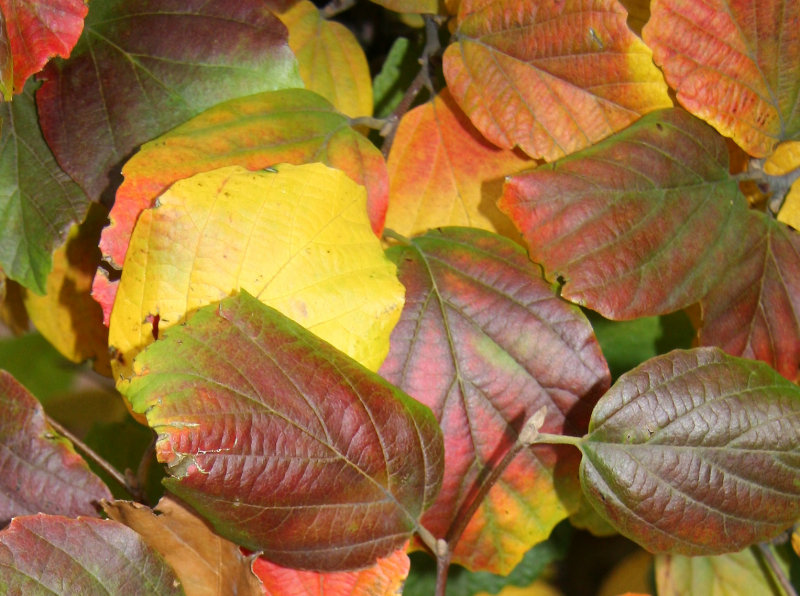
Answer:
[{"left": 519, "top": 406, "right": 547, "bottom": 445}]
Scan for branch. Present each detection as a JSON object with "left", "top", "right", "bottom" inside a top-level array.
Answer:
[
  {"left": 746, "top": 158, "right": 800, "bottom": 215},
  {"left": 756, "top": 542, "right": 798, "bottom": 596},
  {"left": 46, "top": 414, "right": 147, "bottom": 503}
]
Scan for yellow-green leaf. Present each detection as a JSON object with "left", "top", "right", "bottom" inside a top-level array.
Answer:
[
  {"left": 108, "top": 163, "right": 404, "bottom": 390},
  {"left": 764, "top": 141, "right": 800, "bottom": 230},
  {"left": 277, "top": 1, "right": 372, "bottom": 118}
]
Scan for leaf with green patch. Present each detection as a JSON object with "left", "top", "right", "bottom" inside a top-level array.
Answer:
[
  {"left": 35, "top": 0, "right": 301, "bottom": 201},
  {"left": 0, "top": 80, "right": 87, "bottom": 293},
  {"left": 443, "top": 0, "right": 671, "bottom": 161},
  {"left": 0, "top": 514, "right": 184, "bottom": 594},
  {"left": 643, "top": 0, "right": 800, "bottom": 157},
  {"left": 122, "top": 291, "right": 443, "bottom": 571},
  {"left": 379, "top": 227, "right": 609, "bottom": 573},
  {"left": 500, "top": 108, "right": 751, "bottom": 320},
  {"left": 0, "top": 370, "right": 111, "bottom": 526},
  {"left": 579, "top": 347, "right": 800, "bottom": 555}
]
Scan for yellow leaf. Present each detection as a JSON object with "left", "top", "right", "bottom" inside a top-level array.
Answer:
[
  {"left": 109, "top": 164, "right": 404, "bottom": 393},
  {"left": 764, "top": 141, "right": 800, "bottom": 230},
  {"left": 277, "top": 1, "right": 372, "bottom": 118},
  {"left": 23, "top": 204, "right": 110, "bottom": 375}
]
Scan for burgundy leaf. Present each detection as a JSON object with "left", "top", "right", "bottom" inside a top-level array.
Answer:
[
  {"left": 0, "top": 371, "right": 111, "bottom": 526},
  {"left": 122, "top": 291, "right": 444, "bottom": 572},
  {"left": 379, "top": 227, "right": 609, "bottom": 573},
  {"left": 580, "top": 348, "right": 800, "bottom": 555}
]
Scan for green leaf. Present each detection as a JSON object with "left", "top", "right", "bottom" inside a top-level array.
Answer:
[
  {"left": 579, "top": 348, "right": 800, "bottom": 555},
  {"left": 35, "top": 0, "right": 302, "bottom": 201},
  {"left": 0, "top": 515, "right": 184, "bottom": 595},
  {"left": 123, "top": 291, "right": 444, "bottom": 572},
  {"left": 0, "top": 80, "right": 88, "bottom": 293},
  {"left": 373, "top": 37, "right": 418, "bottom": 118}
]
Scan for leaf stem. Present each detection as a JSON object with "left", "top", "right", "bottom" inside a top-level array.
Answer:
[
  {"left": 530, "top": 432, "right": 584, "bottom": 447},
  {"left": 745, "top": 158, "right": 800, "bottom": 215},
  {"left": 320, "top": 0, "right": 356, "bottom": 18},
  {"left": 349, "top": 116, "right": 389, "bottom": 131},
  {"left": 46, "top": 414, "right": 146, "bottom": 503},
  {"left": 756, "top": 542, "right": 798, "bottom": 596},
  {"left": 382, "top": 227, "right": 412, "bottom": 245}
]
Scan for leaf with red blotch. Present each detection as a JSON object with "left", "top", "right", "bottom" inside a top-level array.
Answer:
[
  {"left": 0, "top": 514, "right": 183, "bottom": 594},
  {"left": 0, "top": 0, "right": 87, "bottom": 99},
  {"left": 35, "top": 0, "right": 301, "bottom": 201},
  {"left": 643, "top": 0, "right": 800, "bottom": 158},
  {"left": 499, "top": 108, "right": 752, "bottom": 320},
  {"left": 379, "top": 227, "right": 609, "bottom": 573},
  {"left": 253, "top": 545, "right": 409, "bottom": 596},
  {"left": 122, "top": 291, "right": 443, "bottom": 572},
  {"left": 700, "top": 213, "right": 800, "bottom": 382},
  {"left": 579, "top": 347, "right": 800, "bottom": 555},
  {"left": 0, "top": 370, "right": 111, "bottom": 526},
  {"left": 98, "top": 89, "right": 387, "bottom": 281},
  {"left": 385, "top": 89, "right": 532, "bottom": 239},
  {"left": 443, "top": 0, "right": 671, "bottom": 161}
]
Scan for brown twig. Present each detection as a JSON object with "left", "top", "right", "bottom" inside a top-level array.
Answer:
[{"left": 756, "top": 542, "right": 798, "bottom": 596}]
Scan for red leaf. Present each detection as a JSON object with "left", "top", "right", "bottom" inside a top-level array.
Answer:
[
  {"left": 700, "top": 214, "right": 800, "bottom": 381},
  {"left": 35, "top": 0, "right": 301, "bottom": 200},
  {"left": 380, "top": 228, "right": 609, "bottom": 573},
  {"left": 500, "top": 108, "right": 751, "bottom": 320},
  {"left": 0, "top": 371, "right": 111, "bottom": 525},
  {"left": 252, "top": 545, "right": 409, "bottom": 596},
  {"left": 0, "top": 0, "right": 87, "bottom": 97},
  {"left": 122, "top": 291, "right": 443, "bottom": 572},
  {"left": 0, "top": 515, "right": 182, "bottom": 594}
]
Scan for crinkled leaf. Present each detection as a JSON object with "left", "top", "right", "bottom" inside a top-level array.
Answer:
[
  {"left": 580, "top": 348, "right": 800, "bottom": 555},
  {"left": 0, "top": 0, "right": 87, "bottom": 98},
  {"left": 36, "top": 0, "right": 301, "bottom": 201},
  {"left": 699, "top": 214, "right": 800, "bottom": 382},
  {"left": 103, "top": 497, "right": 263, "bottom": 596},
  {"left": 643, "top": 0, "right": 800, "bottom": 157},
  {"left": 0, "top": 371, "right": 111, "bottom": 526},
  {"left": 443, "top": 0, "right": 671, "bottom": 161},
  {"left": 0, "top": 80, "right": 87, "bottom": 293},
  {"left": 253, "top": 545, "right": 409, "bottom": 595},
  {"left": 385, "top": 90, "right": 531, "bottom": 238},
  {"left": 655, "top": 547, "right": 790, "bottom": 596},
  {"left": 0, "top": 514, "right": 183, "bottom": 594},
  {"left": 379, "top": 227, "right": 609, "bottom": 573},
  {"left": 108, "top": 164, "right": 403, "bottom": 390},
  {"left": 277, "top": 1, "right": 372, "bottom": 118},
  {"left": 23, "top": 203, "right": 109, "bottom": 375},
  {"left": 123, "top": 291, "right": 444, "bottom": 571},
  {"left": 98, "top": 88, "right": 387, "bottom": 290},
  {"left": 499, "top": 108, "right": 751, "bottom": 320}
]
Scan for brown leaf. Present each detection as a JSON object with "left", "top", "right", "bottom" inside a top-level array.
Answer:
[{"left": 103, "top": 497, "right": 262, "bottom": 596}]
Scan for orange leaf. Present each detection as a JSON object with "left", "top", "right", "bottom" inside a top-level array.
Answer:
[
  {"left": 385, "top": 90, "right": 532, "bottom": 238},
  {"left": 643, "top": 0, "right": 800, "bottom": 157},
  {"left": 277, "top": 1, "right": 372, "bottom": 118},
  {"left": 252, "top": 545, "right": 409, "bottom": 596},
  {"left": 443, "top": 0, "right": 671, "bottom": 161}
]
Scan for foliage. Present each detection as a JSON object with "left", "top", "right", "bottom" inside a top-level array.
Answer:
[{"left": 0, "top": 0, "right": 799, "bottom": 594}]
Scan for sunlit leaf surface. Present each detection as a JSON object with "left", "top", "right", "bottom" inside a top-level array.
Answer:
[
  {"left": 644, "top": 0, "right": 800, "bottom": 157},
  {"left": 98, "top": 88, "right": 387, "bottom": 286},
  {"left": 0, "top": 80, "right": 87, "bottom": 293},
  {"left": 385, "top": 90, "right": 531, "bottom": 238},
  {"left": 0, "top": 371, "right": 111, "bottom": 525},
  {"left": 277, "top": 1, "right": 372, "bottom": 118},
  {"left": 253, "top": 544, "right": 409, "bottom": 595},
  {"left": 380, "top": 227, "right": 609, "bottom": 573},
  {"left": 580, "top": 348, "right": 800, "bottom": 555},
  {"left": 0, "top": 0, "right": 87, "bottom": 98},
  {"left": 500, "top": 108, "right": 750, "bottom": 320},
  {"left": 443, "top": 0, "right": 671, "bottom": 161},
  {"left": 0, "top": 515, "right": 183, "bottom": 595},
  {"left": 108, "top": 164, "right": 403, "bottom": 388},
  {"left": 36, "top": 0, "right": 301, "bottom": 200},
  {"left": 123, "top": 292, "right": 443, "bottom": 571}
]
